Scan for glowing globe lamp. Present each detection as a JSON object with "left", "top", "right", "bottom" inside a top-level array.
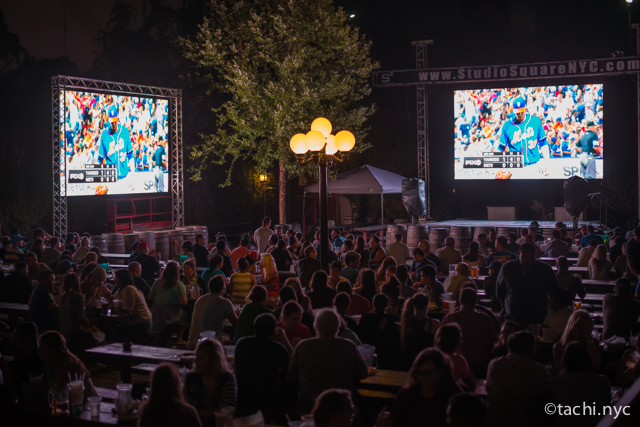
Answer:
[
  {"left": 289, "top": 133, "right": 308, "bottom": 154},
  {"left": 325, "top": 135, "right": 338, "bottom": 155},
  {"left": 311, "top": 117, "right": 332, "bottom": 138},
  {"left": 305, "top": 130, "right": 326, "bottom": 151},
  {"left": 335, "top": 130, "right": 356, "bottom": 152}
]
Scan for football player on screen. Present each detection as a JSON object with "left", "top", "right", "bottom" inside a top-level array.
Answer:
[
  {"left": 97, "top": 105, "right": 134, "bottom": 180},
  {"left": 498, "top": 96, "right": 550, "bottom": 175}
]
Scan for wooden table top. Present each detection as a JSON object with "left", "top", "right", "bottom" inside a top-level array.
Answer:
[
  {"left": 85, "top": 343, "right": 193, "bottom": 363},
  {"left": 0, "top": 302, "right": 29, "bottom": 315},
  {"left": 360, "top": 369, "right": 409, "bottom": 389}
]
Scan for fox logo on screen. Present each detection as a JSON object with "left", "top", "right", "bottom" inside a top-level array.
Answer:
[{"left": 68, "top": 172, "right": 85, "bottom": 183}]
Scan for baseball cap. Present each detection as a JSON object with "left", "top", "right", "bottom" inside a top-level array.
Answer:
[
  {"left": 108, "top": 105, "right": 119, "bottom": 122},
  {"left": 34, "top": 228, "right": 45, "bottom": 237},
  {"left": 512, "top": 97, "right": 527, "bottom": 112},
  {"left": 57, "top": 259, "right": 74, "bottom": 274},
  {"left": 488, "top": 261, "right": 502, "bottom": 272},
  {"left": 247, "top": 250, "right": 259, "bottom": 261},
  {"left": 586, "top": 121, "right": 595, "bottom": 127},
  {"left": 613, "top": 227, "right": 624, "bottom": 235},
  {"left": 138, "top": 242, "right": 149, "bottom": 250},
  {"left": 11, "top": 235, "right": 24, "bottom": 245}
]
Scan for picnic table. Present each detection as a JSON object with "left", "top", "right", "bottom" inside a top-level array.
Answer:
[
  {"left": 103, "top": 252, "right": 130, "bottom": 262},
  {"left": 0, "top": 302, "right": 29, "bottom": 318},
  {"left": 550, "top": 265, "right": 589, "bottom": 277},
  {"left": 360, "top": 369, "right": 409, "bottom": 392},
  {"left": 85, "top": 343, "right": 194, "bottom": 383},
  {"left": 538, "top": 257, "right": 579, "bottom": 264}
]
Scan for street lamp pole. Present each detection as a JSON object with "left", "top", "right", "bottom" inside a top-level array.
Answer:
[{"left": 290, "top": 118, "right": 356, "bottom": 272}]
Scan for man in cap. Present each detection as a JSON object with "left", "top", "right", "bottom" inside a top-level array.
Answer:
[
  {"left": 575, "top": 121, "right": 599, "bottom": 179},
  {"left": 132, "top": 242, "right": 160, "bottom": 285},
  {"left": 498, "top": 96, "right": 550, "bottom": 173},
  {"left": 98, "top": 104, "right": 134, "bottom": 180}
]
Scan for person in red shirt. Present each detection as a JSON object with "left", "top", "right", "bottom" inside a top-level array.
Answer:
[
  {"left": 336, "top": 281, "right": 371, "bottom": 316},
  {"left": 276, "top": 301, "right": 311, "bottom": 349},
  {"left": 230, "top": 237, "right": 252, "bottom": 270}
]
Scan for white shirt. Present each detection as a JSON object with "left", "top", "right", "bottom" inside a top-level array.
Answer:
[
  {"left": 386, "top": 241, "right": 411, "bottom": 266},
  {"left": 254, "top": 226, "right": 274, "bottom": 253}
]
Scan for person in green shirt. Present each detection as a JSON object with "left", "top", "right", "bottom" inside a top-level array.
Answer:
[{"left": 233, "top": 285, "right": 275, "bottom": 343}]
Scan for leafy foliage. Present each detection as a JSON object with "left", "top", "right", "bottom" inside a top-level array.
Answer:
[{"left": 180, "top": 0, "right": 378, "bottom": 185}]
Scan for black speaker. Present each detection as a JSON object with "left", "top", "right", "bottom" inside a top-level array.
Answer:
[
  {"left": 402, "top": 178, "right": 426, "bottom": 217},
  {"left": 563, "top": 176, "right": 589, "bottom": 217}
]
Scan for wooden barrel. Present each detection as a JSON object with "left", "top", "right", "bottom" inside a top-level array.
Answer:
[
  {"left": 123, "top": 233, "right": 140, "bottom": 253},
  {"left": 91, "top": 235, "right": 108, "bottom": 254},
  {"left": 177, "top": 227, "right": 196, "bottom": 246},
  {"left": 386, "top": 224, "right": 408, "bottom": 248},
  {"left": 138, "top": 231, "right": 156, "bottom": 251},
  {"left": 168, "top": 230, "right": 184, "bottom": 252},
  {"left": 154, "top": 231, "right": 170, "bottom": 261},
  {"left": 541, "top": 228, "right": 555, "bottom": 241},
  {"left": 192, "top": 225, "right": 209, "bottom": 245},
  {"left": 473, "top": 226, "right": 493, "bottom": 241},
  {"left": 427, "top": 228, "right": 448, "bottom": 254},
  {"left": 407, "top": 225, "right": 429, "bottom": 251},
  {"left": 450, "top": 226, "right": 473, "bottom": 255},
  {"left": 105, "top": 233, "right": 126, "bottom": 254},
  {"left": 497, "top": 227, "right": 518, "bottom": 239}
]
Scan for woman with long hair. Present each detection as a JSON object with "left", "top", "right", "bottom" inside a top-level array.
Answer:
[
  {"left": 184, "top": 339, "right": 236, "bottom": 424},
  {"left": 357, "top": 294, "right": 403, "bottom": 370},
  {"left": 181, "top": 260, "right": 206, "bottom": 296},
  {"left": 148, "top": 261, "right": 188, "bottom": 336},
  {"left": 283, "top": 277, "right": 311, "bottom": 313},
  {"left": 375, "top": 257, "right": 397, "bottom": 285},
  {"left": 59, "top": 273, "right": 93, "bottom": 346},
  {"left": 369, "top": 236, "right": 387, "bottom": 268},
  {"left": 462, "top": 241, "right": 487, "bottom": 269},
  {"left": 307, "top": 270, "right": 337, "bottom": 309},
  {"left": 38, "top": 331, "right": 97, "bottom": 397},
  {"left": 390, "top": 348, "right": 462, "bottom": 427},
  {"left": 401, "top": 293, "right": 440, "bottom": 369},
  {"left": 354, "top": 269, "right": 377, "bottom": 303},
  {"left": 72, "top": 236, "right": 91, "bottom": 263},
  {"left": 260, "top": 253, "right": 279, "bottom": 298},
  {"left": 435, "top": 323, "right": 475, "bottom": 391},
  {"left": 113, "top": 269, "right": 152, "bottom": 342},
  {"left": 354, "top": 236, "right": 370, "bottom": 269},
  {"left": 81, "top": 266, "right": 112, "bottom": 308},
  {"left": 233, "top": 285, "right": 273, "bottom": 343},
  {"left": 588, "top": 244, "right": 612, "bottom": 280},
  {"left": 381, "top": 276, "right": 405, "bottom": 316},
  {"left": 553, "top": 310, "right": 602, "bottom": 370},
  {"left": 138, "top": 364, "right": 202, "bottom": 427}
]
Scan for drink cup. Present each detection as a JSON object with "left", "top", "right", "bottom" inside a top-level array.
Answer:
[
  {"left": 116, "top": 383, "right": 133, "bottom": 404},
  {"left": 225, "top": 345, "right": 236, "bottom": 365},
  {"left": 69, "top": 381, "right": 84, "bottom": 415},
  {"left": 574, "top": 301, "right": 582, "bottom": 310},
  {"left": 88, "top": 396, "right": 101, "bottom": 418},
  {"left": 448, "top": 301, "right": 456, "bottom": 312},
  {"left": 50, "top": 385, "right": 69, "bottom": 415},
  {"left": 449, "top": 265, "right": 456, "bottom": 276},
  {"left": 471, "top": 266, "right": 479, "bottom": 278},
  {"left": 289, "top": 264, "right": 295, "bottom": 274}
]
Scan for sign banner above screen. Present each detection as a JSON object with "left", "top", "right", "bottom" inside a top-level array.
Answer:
[
  {"left": 62, "top": 91, "right": 169, "bottom": 196},
  {"left": 372, "top": 57, "right": 640, "bottom": 86},
  {"left": 454, "top": 84, "right": 603, "bottom": 180}
]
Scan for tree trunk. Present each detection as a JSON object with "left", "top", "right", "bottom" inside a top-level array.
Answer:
[{"left": 279, "top": 163, "right": 287, "bottom": 225}]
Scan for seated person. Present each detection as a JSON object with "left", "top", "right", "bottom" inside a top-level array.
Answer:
[
  {"left": 616, "top": 332, "right": 640, "bottom": 387},
  {"left": 602, "top": 278, "right": 640, "bottom": 340},
  {"left": 9, "top": 322, "right": 43, "bottom": 401},
  {"left": 446, "top": 393, "right": 487, "bottom": 427},
  {"left": 336, "top": 280, "right": 371, "bottom": 316},
  {"left": 112, "top": 269, "right": 153, "bottom": 343},
  {"left": 0, "top": 261, "right": 32, "bottom": 304},
  {"left": 341, "top": 251, "right": 360, "bottom": 285},
  {"left": 234, "top": 285, "right": 273, "bottom": 343},
  {"left": 272, "top": 284, "right": 315, "bottom": 336},
  {"left": 554, "top": 310, "right": 602, "bottom": 370},
  {"left": 556, "top": 256, "right": 586, "bottom": 301},
  {"left": 188, "top": 275, "right": 237, "bottom": 349},
  {"left": 277, "top": 301, "right": 312, "bottom": 350},
  {"left": 541, "top": 287, "right": 573, "bottom": 343},
  {"left": 181, "top": 260, "right": 206, "bottom": 296},
  {"left": 443, "top": 262, "right": 474, "bottom": 302},
  {"left": 307, "top": 270, "right": 337, "bottom": 309},
  {"left": 356, "top": 294, "right": 403, "bottom": 370},
  {"left": 435, "top": 323, "right": 475, "bottom": 391}
]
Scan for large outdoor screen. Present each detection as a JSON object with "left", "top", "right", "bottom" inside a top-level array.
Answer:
[
  {"left": 454, "top": 84, "right": 603, "bottom": 180},
  {"left": 61, "top": 90, "right": 169, "bottom": 196}
]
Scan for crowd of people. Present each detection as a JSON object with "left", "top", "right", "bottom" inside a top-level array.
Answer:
[{"left": 0, "top": 217, "right": 639, "bottom": 427}]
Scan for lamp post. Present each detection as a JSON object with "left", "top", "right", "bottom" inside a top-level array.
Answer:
[
  {"left": 290, "top": 118, "right": 356, "bottom": 272},
  {"left": 259, "top": 174, "right": 268, "bottom": 218}
]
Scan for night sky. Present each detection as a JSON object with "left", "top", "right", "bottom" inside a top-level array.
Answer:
[{"left": 1, "top": 0, "right": 639, "bottom": 229}]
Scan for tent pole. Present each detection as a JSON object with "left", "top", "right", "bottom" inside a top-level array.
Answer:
[{"left": 381, "top": 194, "right": 384, "bottom": 237}]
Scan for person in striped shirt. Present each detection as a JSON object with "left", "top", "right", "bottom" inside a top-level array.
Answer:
[{"left": 229, "top": 258, "right": 256, "bottom": 305}]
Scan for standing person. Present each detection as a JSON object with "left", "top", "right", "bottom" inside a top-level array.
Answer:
[
  {"left": 234, "top": 314, "right": 292, "bottom": 424},
  {"left": 496, "top": 243, "right": 558, "bottom": 329},
  {"left": 152, "top": 138, "right": 167, "bottom": 192},
  {"left": 576, "top": 121, "right": 600, "bottom": 179},
  {"left": 97, "top": 105, "right": 133, "bottom": 180},
  {"left": 148, "top": 261, "right": 188, "bottom": 336},
  {"left": 28, "top": 270, "right": 59, "bottom": 333},
  {"left": 287, "top": 308, "right": 368, "bottom": 415},
  {"left": 498, "top": 96, "right": 550, "bottom": 171},
  {"left": 188, "top": 275, "right": 237, "bottom": 349},
  {"left": 138, "top": 364, "right": 202, "bottom": 427},
  {"left": 390, "top": 349, "right": 462, "bottom": 427},
  {"left": 589, "top": 244, "right": 612, "bottom": 280},
  {"left": 386, "top": 233, "right": 411, "bottom": 267},
  {"left": 183, "top": 339, "right": 236, "bottom": 424},
  {"left": 192, "top": 234, "right": 209, "bottom": 269},
  {"left": 254, "top": 217, "right": 274, "bottom": 253},
  {"left": 113, "top": 269, "right": 153, "bottom": 343}
]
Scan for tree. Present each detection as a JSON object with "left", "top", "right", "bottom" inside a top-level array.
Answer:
[{"left": 181, "top": 0, "right": 377, "bottom": 224}]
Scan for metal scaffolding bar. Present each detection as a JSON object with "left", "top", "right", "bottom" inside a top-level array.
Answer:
[{"left": 412, "top": 40, "right": 432, "bottom": 218}]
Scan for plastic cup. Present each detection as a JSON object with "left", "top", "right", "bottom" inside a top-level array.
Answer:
[
  {"left": 225, "top": 345, "right": 236, "bottom": 365},
  {"left": 449, "top": 265, "right": 456, "bottom": 276},
  {"left": 448, "top": 301, "right": 457, "bottom": 312},
  {"left": 116, "top": 383, "right": 133, "bottom": 404},
  {"left": 471, "top": 266, "right": 479, "bottom": 278},
  {"left": 69, "top": 380, "right": 84, "bottom": 414},
  {"left": 88, "top": 396, "right": 101, "bottom": 418}
]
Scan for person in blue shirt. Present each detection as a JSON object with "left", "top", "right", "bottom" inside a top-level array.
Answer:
[
  {"left": 97, "top": 105, "right": 133, "bottom": 179},
  {"left": 499, "top": 97, "right": 550, "bottom": 170},
  {"left": 580, "top": 225, "right": 604, "bottom": 249},
  {"left": 550, "top": 137, "right": 562, "bottom": 158}
]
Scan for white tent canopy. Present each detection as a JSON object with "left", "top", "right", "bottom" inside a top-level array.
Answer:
[{"left": 303, "top": 165, "right": 407, "bottom": 227}]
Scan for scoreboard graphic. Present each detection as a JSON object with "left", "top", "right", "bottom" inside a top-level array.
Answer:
[
  {"left": 67, "top": 165, "right": 117, "bottom": 183},
  {"left": 462, "top": 152, "right": 524, "bottom": 169}
]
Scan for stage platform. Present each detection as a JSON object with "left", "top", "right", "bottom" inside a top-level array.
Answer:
[{"left": 422, "top": 219, "right": 593, "bottom": 231}]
